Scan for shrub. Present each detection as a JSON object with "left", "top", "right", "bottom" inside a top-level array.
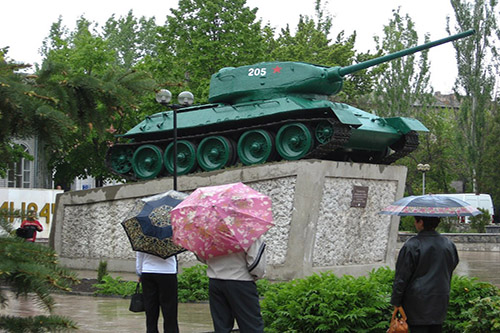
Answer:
[
  {"left": 469, "top": 208, "right": 491, "bottom": 233},
  {"left": 177, "top": 264, "right": 209, "bottom": 302},
  {"left": 260, "top": 268, "right": 393, "bottom": 332},
  {"left": 445, "top": 275, "right": 499, "bottom": 332},
  {"left": 462, "top": 296, "right": 500, "bottom": 332},
  {"left": 93, "top": 275, "right": 137, "bottom": 297}
]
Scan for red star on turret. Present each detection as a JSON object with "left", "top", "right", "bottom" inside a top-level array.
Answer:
[{"left": 273, "top": 66, "right": 282, "bottom": 74}]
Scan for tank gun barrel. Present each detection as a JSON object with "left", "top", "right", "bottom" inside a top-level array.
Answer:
[{"left": 327, "top": 29, "right": 475, "bottom": 81}]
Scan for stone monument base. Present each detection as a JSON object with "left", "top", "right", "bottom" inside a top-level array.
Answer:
[{"left": 50, "top": 159, "right": 406, "bottom": 280}]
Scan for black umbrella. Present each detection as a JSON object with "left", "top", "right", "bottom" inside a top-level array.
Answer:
[{"left": 122, "top": 190, "right": 188, "bottom": 259}]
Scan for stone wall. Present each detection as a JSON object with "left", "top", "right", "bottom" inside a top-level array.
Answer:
[
  {"left": 398, "top": 233, "right": 500, "bottom": 252},
  {"left": 50, "top": 159, "right": 407, "bottom": 280}
]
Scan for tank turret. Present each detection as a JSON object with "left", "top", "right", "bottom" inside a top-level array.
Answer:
[
  {"left": 107, "top": 30, "right": 474, "bottom": 180},
  {"left": 208, "top": 29, "right": 474, "bottom": 103}
]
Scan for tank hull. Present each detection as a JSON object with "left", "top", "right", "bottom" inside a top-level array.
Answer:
[{"left": 106, "top": 97, "right": 428, "bottom": 180}]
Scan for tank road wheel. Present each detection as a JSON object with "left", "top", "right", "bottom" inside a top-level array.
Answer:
[
  {"left": 197, "top": 136, "right": 234, "bottom": 171},
  {"left": 237, "top": 129, "right": 273, "bottom": 165},
  {"left": 315, "top": 121, "right": 334, "bottom": 144},
  {"left": 164, "top": 140, "right": 197, "bottom": 175},
  {"left": 275, "top": 122, "right": 313, "bottom": 160},
  {"left": 132, "top": 144, "right": 164, "bottom": 179},
  {"left": 109, "top": 146, "right": 133, "bottom": 174}
]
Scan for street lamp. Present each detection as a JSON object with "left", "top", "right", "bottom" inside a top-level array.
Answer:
[
  {"left": 155, "top": 89, "right": 194, "bottom": 190},
  {"left": 417, "top": 163, "right": 430, "bottom": 195}
]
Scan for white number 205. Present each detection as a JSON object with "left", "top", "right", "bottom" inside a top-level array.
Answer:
[{"left": 248, "top": 68, "right": 267, "bottom": 76}]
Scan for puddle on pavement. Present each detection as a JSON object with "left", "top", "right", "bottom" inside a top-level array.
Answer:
[{"left": 0, "top": 292, "right": 214, "bottom": 333}]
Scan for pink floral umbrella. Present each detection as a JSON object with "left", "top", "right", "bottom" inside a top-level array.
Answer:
[{"left": 171, "top": 182, "right": 274, "bottom": 260}]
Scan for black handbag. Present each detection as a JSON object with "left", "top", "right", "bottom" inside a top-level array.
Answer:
[
  {"left": 16, "top": 226, "right": 36, "bottom": 239},
  {"left": 129, "top": 282, "right": 145, "bottom": 312}
]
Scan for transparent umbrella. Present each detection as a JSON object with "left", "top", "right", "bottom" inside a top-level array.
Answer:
[{"left": 379, "top": 194, "right": 482, "bottom": 217}]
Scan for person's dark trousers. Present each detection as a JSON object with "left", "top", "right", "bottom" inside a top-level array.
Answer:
[
  {"left": 208, "top": 278, "right": 264, "bottom": 333},
  {"left": 409, "top": 324, "right": 443, "bottom": 333},
  {"left": 141, "top": 273, "right": 179, "bottom": 333}
]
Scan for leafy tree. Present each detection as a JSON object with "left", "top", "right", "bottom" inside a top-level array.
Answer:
[
  {"left": 447, "top": 0, "right": 499, "bottom": 193},
  {"left": 403, "top": 105, "right": 462, "bottom": 196},
  {"left": 38, "top": 17, "right": 156, "bottom": 185},
  {"left": 161, "top": 0, "right": 267, "bottom": 102},
  {"left": 372, "top": 7, "right": 433, "bottom": 117},
  {"left": 481, "top": 101, "right": 500, "bottom": 221},
  {"left": 0, "top": 49, "right": 73, "bottom": 178},
  {"left": 0, "top": 210, "right": 79, "bottom": 332},
  {"left": 103, "top": 10, "right": 159, "bottom": 69}
]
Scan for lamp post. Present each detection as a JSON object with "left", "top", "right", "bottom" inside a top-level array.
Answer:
[
  {"left": 155, "top": 89, "right": 194, "bottom": 191},
  {"left": 417, "top": 163, "right": 430, "bottom": 195}
]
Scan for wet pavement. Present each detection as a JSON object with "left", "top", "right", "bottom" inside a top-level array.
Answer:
[
  {"left": 0, "top": 291, "right": 214, "bottom": 332},
  {"left": 1, "top": 250, "right": 499, "bottom": 332},
  {"left": 455, "top": 250, "right": 500, "bottom": 287}
]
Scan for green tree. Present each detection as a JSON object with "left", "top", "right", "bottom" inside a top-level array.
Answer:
[
  {"left": 161, "top": 0, "right": 266, "bottom": 102},
  {"left": 0, "top": 210, "right": 79, "bottom": 332},
  {"left": 447, "top": 0, "right": 498, "bottom": 194},
  {"left": 0, "top": 48, "right": 73, "bottom": 178},
  {"left": 103, "top": 10, "right": 159, "bottom": 69},
  {"left": 38, "top": 17, "right": 156, "bottom": 186},
  {"left": 372, "top": 7, "right": 433, "bottom": 117},
  {"left": 481, "top": 100, "right": 500, "bottom": 220}
]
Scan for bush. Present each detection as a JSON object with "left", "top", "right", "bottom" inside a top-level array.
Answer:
[
  {"left": 462, "top": 296, "right": 500, "bottom": 332},
  {"left": 445, "top": 275, "right": 499, "bottom": 332},
  {"left": 469, "top": 208, "right": 491, "bottom": 233},
  {"left": 260, "top": 268, "right": 394, "bottom": 332},
  {"left": 177, "top": 264, "right": 209, "bottom": 302},
  {"left": 93, "top": 275, "right": 137, "bottom": 297},
  {"left": 261, "top": 269, "right": 500, "bottom": 333}
]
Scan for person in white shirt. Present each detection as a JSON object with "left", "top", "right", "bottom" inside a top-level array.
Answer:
[
  {"left": 198, "top": 236, "right": 267, "bottom": 333},
  {"left": 136, "top": 251, "right": 179, "bottom": 333}
]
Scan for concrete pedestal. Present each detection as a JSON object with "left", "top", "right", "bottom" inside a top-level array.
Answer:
[{"left": 50, "top": 160, "right": 407, "bottom": 280}]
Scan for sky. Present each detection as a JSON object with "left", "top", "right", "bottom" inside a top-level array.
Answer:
[{"left": 1, "top": 0, "right": 460, "bottom": 93}]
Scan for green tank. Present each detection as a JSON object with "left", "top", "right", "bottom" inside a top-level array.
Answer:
[{"left": 107, "top": 30, "right": 474, "bottom": 180}]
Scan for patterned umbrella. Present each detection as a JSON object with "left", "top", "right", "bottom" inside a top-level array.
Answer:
[
  {"left": 171, "top": 182, "right": 274, "bottom": 260},
  {"left": 122, "top": 190, "right": 188, "bottom": 259},
  {"left": 379, "top": 194, "right": 482, "bottom": 217}
]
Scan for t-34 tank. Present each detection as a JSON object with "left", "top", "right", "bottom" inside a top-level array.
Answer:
[{"left": 107, "top": 30, "right": 474, "bottom": 180}]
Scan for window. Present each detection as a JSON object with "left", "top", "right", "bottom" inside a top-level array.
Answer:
[{"left": 7, "top": 144, "right": 31, "bottom": 188}]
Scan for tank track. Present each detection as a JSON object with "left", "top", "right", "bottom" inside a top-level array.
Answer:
[
  {"left": 108, "top": 116, "right": 349, "bottom": 157},
  {"left": 379, "top": 131, "right": 419, "bottom": 165},
  {"left": 305, "top": 119, "right": 352, "bottom": 160}
]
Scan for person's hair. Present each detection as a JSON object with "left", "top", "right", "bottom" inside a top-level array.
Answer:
[{"left": 415, "top": 216, "right": 440, "bottom": 231}]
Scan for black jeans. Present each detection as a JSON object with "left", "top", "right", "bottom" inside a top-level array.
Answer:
[
  {"left": 208, "top": 278, "right": 264, "bottom": 333},
  {"left": 141, "top": 273, "right": 179, "bottom": 333}
]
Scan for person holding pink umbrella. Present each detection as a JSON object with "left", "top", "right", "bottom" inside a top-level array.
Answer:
[
  {"left": 198, "top": 235, "right": 267, "bottom": 332},
  {"left": 171, "top": 182, "right": 273, "bottom": 332}
]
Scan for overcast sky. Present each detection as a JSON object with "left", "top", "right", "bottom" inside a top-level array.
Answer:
[{"left": 1, "top": 0, "right": 459, "bottom": 93}]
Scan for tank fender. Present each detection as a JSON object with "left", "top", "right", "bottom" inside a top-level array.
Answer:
[
  {"left": 329, "top": 103, "right": 363, "bottom": 127},
  {"left": 384, "top": 117, "right": 429, "bottom": 134}
]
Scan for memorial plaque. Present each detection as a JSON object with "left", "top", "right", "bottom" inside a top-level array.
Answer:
[{"left": 351, "top": 186, "right": 369, "bottom": 208}]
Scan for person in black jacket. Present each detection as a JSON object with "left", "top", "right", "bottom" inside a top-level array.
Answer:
[{"left": 391, "top": 216, "right": 459, "bottom": 333}]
